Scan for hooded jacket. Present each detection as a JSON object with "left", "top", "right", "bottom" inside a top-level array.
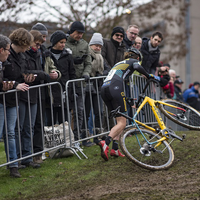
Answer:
[
  {"left": 65, "top": 36, "right": 91, "bottom": 79},
  {"left": 48, "top": 47, "right": 76, "bottom": 107}
]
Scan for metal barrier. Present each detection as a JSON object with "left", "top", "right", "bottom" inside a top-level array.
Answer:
[
  {"left": 0, "top": 75, "right": 187, "bottom": 168},
  {"left": 65, "top": 75, "right": 160, "bottom": 148},
  {"left": 0, "top": 82, "right": 82, "bottom": 168}
]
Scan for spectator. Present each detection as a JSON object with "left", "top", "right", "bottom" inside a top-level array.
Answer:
[
  {"left": 140, "top": 31, "right": 163, "bottom": 74},
  {"left": 183, "top": 81, "right": 200, "bottom": 111},
  {"left": 157, "top": 66, "right": 170, "bottom": 87},
  {"left": 32, "top": 22, "right": 48, "bottom": 44},
  {"left": 65, "top": 21, "right": 92, "bottom": 141},
  {"left": 82, "top": 33, "right": 104, "bottom": 147},
  {"left": 0, "top": 30, "right": 30, "bottom": 177},
  {"left": 169, "top": 69, "right": 176, "bottom": 81},
  {"left": 0, "top": 35, "right": 11, "bottom": 141},
  {"left": 102, "top": 26, "right": 126, "bottom": 71},
  {"left": 173, "top": 78, "right": 184, "bottom": 102},
  {"left": 15, "top": 30, "right": 52, "bottom": 169},
  {"left": 31, "top": 22, "right": 60, "bottom": 164},
  {"left": 167, "top": 68, "right": 176, "bottom": 98},
  {"left": 46, "top": 30, "right": 76, "bottom": 125},
  {"left": 123, "top": 25, "right": 139, "bottom": 49},
  {"left": 163, "top": 63, "right": 170, "bottom": 71},
  {"left": 159, "top": 65, "right": 175, "bottom": 98},
  {"left": 133, "top": 36, "right": 142, "bottom": 50}
]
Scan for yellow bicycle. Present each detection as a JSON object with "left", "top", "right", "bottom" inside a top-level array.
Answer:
[{"left": 110, "top": 79, "right": 200, "bottom": 170}]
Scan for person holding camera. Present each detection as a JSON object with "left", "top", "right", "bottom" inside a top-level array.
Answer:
[{"left": 156, "top": 64, "right": 172, "bottom": 98}]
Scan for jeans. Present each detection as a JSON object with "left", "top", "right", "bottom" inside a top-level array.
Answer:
[
  {"left": 15, "top": 101, "right": 37, "bottom": 164},
  {"left": 0, "top": 104, "right": 18, "bottom": 168}
]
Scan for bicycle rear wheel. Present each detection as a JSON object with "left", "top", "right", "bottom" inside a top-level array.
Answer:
[
  {"left": 159, "top": 99, "right": 200, "bottom": 130},
  {"left": 119, "top": 128, "right": 174, "bottom": 170}
]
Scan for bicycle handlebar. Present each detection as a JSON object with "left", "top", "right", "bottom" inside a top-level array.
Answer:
[
  {"left": 136, "top": 78, "right": 160, "bottom": 108},
  {"left": 141, "top": 78, "right": 160, "bottom": 94}
]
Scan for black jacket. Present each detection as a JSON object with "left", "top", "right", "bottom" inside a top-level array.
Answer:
[
  {"left": 123, "top": 34, "right": 134, "bottom": 50},
  {"left": 48, "top": 47, "right": 76, "bottom": 107},
  {"left": 0, "top": 46, "right": 26, "bottom": 107},
  {"left": 174, "top": 85, "right": 184, "bottom": 102},
  {"left": 140, "top": 38, "right": 160, "bottom": 74},
  {"left": 102, "top": 38, "right": 125, "bottom": 71},
  {"left": 20, "top": 49, "right": 50, "bottom": 104}
]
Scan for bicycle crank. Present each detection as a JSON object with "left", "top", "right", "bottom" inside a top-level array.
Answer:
[{"left": 140, "top": 143, "right": 151, "bottom": 156}]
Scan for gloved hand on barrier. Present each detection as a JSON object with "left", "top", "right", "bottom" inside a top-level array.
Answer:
[
  {"left": 149, "top": 74, "right": 160, "bottom": 81},
  {"left": 82, "top": 75, "right": 90, "bottom": 82}
]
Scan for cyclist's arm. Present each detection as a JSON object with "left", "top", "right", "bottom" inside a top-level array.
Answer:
[{"left": 133, "top": 62, "right": 149, "bottom": 78}]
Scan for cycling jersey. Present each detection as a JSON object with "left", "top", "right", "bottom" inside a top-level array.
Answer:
[{"left": 101, "top": 58, "right": 149, "bottom": 113}]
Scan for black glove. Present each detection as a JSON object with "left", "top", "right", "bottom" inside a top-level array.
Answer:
[
  {"left": 82, "top": 75, "right": 90, "bottom": 82},
  {"left": 95, "top": 72, "right": 101, "bottom": 77},
  {"left": 73, "top": 57, "right": 84, "bottom": 65},
  {"left": 44, "top": 49, "right": 51, "bottom": 57}
]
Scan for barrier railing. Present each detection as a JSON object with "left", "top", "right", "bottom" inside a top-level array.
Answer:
[
  {"left": 0, "top": 75, "right": 187, "bottom": 168},
  {"left": 0, "top": 82, "right": 81, "bottom": 168}
]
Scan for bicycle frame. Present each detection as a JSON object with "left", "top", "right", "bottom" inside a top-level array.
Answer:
[{"left": 131, "top": 96, "right": 184, "bottom": 148}]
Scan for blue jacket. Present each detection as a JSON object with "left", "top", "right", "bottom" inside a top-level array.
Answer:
[{"left": 183, "top": 86, "right": 199, "bottom": 102}]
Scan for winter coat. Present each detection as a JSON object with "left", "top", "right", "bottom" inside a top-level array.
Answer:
[
  {"left": 0, "top": 45, "right": 26, "bottom": 107},
  {"left": 36, "top": 46, "right": 61, "bottom": 101},
  {"left": 20, "top": 49, "right": 52, "bottom": 104},
  {"left": 123, "top": 34, "right": 134, "bottom": 50},
  {"left": 183, "top": 86, "right": 200, "bottom": 110},
  {"left": 101, "top": 38, "right": 126, "bottom": 71},
  {"left": 65, "top": 36, "right": 91, "bottom": 80},
  {"left": 87, "top": 47, "right": 104, "bottom": 94},
  {"left": 173, "top": 85, "right": 184, "bottom": 102},
  {"left": 140, "top": 38, "right": 160, "bottom": 74},
  {"left": 48, "top": 47, "right": 76, "bottom": 107}
]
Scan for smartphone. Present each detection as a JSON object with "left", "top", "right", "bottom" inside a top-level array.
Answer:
[{"left": 81, "top": 54, "right": 88, "bottom": 60}]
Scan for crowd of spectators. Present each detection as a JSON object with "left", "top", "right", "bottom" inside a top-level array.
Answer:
[{"left": 0, "top": 21, "right": 199, "bottom": 177}]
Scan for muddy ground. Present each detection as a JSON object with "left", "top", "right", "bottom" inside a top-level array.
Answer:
[{"left": 49, "top": 131, "right": 200, "bottom": 200}]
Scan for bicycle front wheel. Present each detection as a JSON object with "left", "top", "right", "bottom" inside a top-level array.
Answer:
[
  {"left": 159, "top": 99, "right": 200, "bottom": 130},
  {"left": 119, "top": 128, "right": 174, "bottom": 170}
]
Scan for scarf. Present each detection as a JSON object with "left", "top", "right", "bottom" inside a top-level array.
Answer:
[{"left": 89, "top": 47, "right": 104, "bottom": 77}]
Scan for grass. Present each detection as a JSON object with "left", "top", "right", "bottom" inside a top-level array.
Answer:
[{"left": 0, "top": 130, "right": 200, "bottom": 200}]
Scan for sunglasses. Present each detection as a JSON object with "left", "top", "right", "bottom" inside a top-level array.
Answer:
[{"left": 115, "top": 34, "right": 123, "bottom": 38}]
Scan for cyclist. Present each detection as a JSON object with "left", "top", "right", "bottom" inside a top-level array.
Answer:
[{"left": 100, "top": 47, "right": 153, "bottom": 161}]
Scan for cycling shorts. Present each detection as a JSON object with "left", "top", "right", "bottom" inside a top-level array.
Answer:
[{"left": 101, "top": 80, "right": 127, "bottom": 113}]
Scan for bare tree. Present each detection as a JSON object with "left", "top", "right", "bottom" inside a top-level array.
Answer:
[{"left": 0, "top": 0, "right": 140, "bottom": 31}]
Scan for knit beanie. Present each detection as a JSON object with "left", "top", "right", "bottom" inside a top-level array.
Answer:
[
  {"left": 69, "top": 21, "right": 85, "bottom": 34},
  {"left": 111, "top": 26, "right": 125, "bottom": 37},
  {"left": 89, "top": 33, "right": 103, "bottom": 46},
  {"left": 50, "top": 30, "right": 67, "bottom": 47},
  {"left": 31, "top": 23, "right": 48, "bottom": 36}
]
